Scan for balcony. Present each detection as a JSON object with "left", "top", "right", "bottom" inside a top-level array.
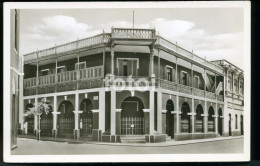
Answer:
[
  {"left": 156, "top": 79, "right": 223, "bottom": 102},
  {"left": 156, "top": 36, "right": 224, "bottom": 75},
  {"left": 24, "top": 66, "right": 104, "bottom": 96}
]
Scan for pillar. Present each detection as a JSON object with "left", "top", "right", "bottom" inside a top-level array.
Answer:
[
  {"left": 149, "top": 90, "right": 155, "bottom": 134},
  {"left": 203, "top": 101, "right": 208, "bottom": 133},
  {"left": 149, "top": 45, "right": 154, "bottom": 77},
  {"left": 143, "top": 109, "right": 150, "bottom": 134},
  {"left": 92, "top": 109, "right": 101, "bottom": 141},
  {"left": 157, "top": 91, "right": 162, "bottom": 133},
  {"left": 111, "top": 44, "right": 114, "bottom": 75},
  {"left": 110, "top": 89, "right": 116, "bottom": 135},
  {"left": 115, "top": 109, "right": 121, "bottom": 135},
  {"left": 34, "top": 98, "right": 38, "bottom": 134},
  {"left": 215, "top": 103, "right": 218, "bottom": 134},
  {"left": 176, "top": 95, "right": 180, "bottom": 134},
  {"left": 73, "top": 93, "right": 82, "bottom": 140},
  {"left": 161, "top": 110, "right": 167, "bottom": 134},
  {"left": 99, "top": 89, "right": 105, "bottom": 132},
  {"left": 52, "top": 95, "right": 60, "bottom": 138},
  {"left": 175, "top": 58, "right": 178, "bottom": 83}
]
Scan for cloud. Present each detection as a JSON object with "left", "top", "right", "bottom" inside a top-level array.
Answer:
[
  {"left": 21, "top": 15, "right": 101, "bottom": 54},
  {"left": 21, "top": 15, "right": 243, "bottom": 68}
]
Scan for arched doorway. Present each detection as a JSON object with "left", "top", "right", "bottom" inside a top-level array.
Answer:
[
  {"left": 218, "top": 108, "right": 223, "bottom": 136},
  {"left": 57, "top": 100, "right": 74, "bottom": 138},
  {"left": 181, "top": 102, "right": 191, "bottom": 133},
  {"left": 166, "top": 100, "right": 174, "bottom": 138},
  {"left": 208, "top": 106, "right": 215, "bottom": 132},
  {"left": 40, "top": 105, "right": 53, "bottom": 136},
  {"left": 121, "top": 96, "right": 144, "bottom": 135},
  {"left": 24, "top": 103, "right": 34, "bottom": 135},
  {"left": 80, "top": 99, "right": 93, "bottom": 136},
  {"left": 240, "top": 115, "right": 244, "bottom": 135},
  {"left": 229, "top": 114, "right": 232, "bottom": 136},
  {"left": 195, "top": 104, "right": 203, "bottom": 133}
]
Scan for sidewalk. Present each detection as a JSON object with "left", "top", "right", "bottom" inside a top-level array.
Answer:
[{"left": 18, "top": 135, "right": 243, "bottom": 147}]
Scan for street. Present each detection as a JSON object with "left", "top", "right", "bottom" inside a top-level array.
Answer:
[{"left": 11, "top": 137, "right": 244, "bottom": 155}]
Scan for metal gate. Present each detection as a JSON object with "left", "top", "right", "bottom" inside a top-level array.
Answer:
[
  {"left": 57, "top": 118, "right": 74, "bottom": 138},
  {"left": 80, "top": 118, "right": 93, "bottom": 136},
  {"left": 121, "top": 117, "right": 144, "bottom": 135},
  {"left": 27, "top": 119, "right": 34, "bottom": 135},
  {"left": 40, "top": 118, "right": 53, "bottom": 136}
]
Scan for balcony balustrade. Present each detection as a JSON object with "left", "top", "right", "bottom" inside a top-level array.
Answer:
[
  {"left": 24, "top": 66, "right": 104, "bottom": 96},
  {"left": 111, "top": 28, "right": 156, "bottom": 39},
  {"left": 23, "top": 33, "right": 111, "bottom": 62},
  {"left": 156, "top": 79, "right": 223, "bottom": 102}
]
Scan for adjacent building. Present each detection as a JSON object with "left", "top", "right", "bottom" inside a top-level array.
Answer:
[
  {"left": 20, "top": 27, "right": 244, "bottom": 143},
  {"left": 10, "top": 9, "right": 23, "bottom": 149}
]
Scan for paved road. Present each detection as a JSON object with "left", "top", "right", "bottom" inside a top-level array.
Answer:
[{"left": 12, "top": 138, "right": 243, "bottom": 155}]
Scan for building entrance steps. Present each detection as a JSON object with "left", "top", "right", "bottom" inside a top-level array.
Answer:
[{"left": 120, "top": 135, "right": 146, "bottom": 143}]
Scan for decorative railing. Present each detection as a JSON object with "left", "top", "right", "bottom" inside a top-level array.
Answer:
[
  {"left": 217, "top": 94, "right": 224, "bottom": 102},
  {"left": 24, "top": 65, "right": 104, "bottom": 96},
  {"left": 57, "top": 70, "right": 77, "bottom": 83},
  {"left": 79, "top": 65, "right": 103, "bottom": 79},
  {"left": 24, "top": 77, "right": 37, "bottom": 88},
  {"left": 156, "top": 36, "right": 224, "bottom": 74},
  {"left": 112, "top": 28, "right": 156, "bottom": 39},
  {"left": 107, "top": 76, "right": 152, "bottom": 87},
  {"left": 157, "top": 79, "right": 223, "bottom": 101},
  {"left": 205, "top": 91, "right": 216, "bottom": 100},
  {"left": 177, "top": 84, "right": 192, "bottom": 95},
  {"left": 24, "top": 33, "right": 111, "bottom": 62},
  {"left": 38, "top": 74, "right": 56, "bottom": 85},
  {"left": 192, "top": 88, "right": 205, "bottom": 97}
]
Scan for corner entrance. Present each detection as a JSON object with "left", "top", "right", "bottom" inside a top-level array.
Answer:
[
  {"left": 166, "top": 100, "right": 174, "bottom": 138},
  {"left": 121, "top": 97, "right": 144, "bottom": 135}
]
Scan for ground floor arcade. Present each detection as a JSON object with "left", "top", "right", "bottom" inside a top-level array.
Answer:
[{"left": 20, "top": 88, "right": 243, "bottom": 143}]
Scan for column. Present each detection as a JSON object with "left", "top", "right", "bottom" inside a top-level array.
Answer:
[
  {"left": 188, "top": 98, "right": 196, "bottom": 133},
  {"left": 191, "top": 64, "right": 193, "bottom": 88},
  {"left": 111, "top": 44, "right": 114, "bottom": 75},
  {"left": 19, "top": 69, "right": 24, "bottom": 134},
  {"left": 157, "top": 91, "right": 162, "bottom": 133},
  {"left": 158, "top": 49, "right": 161, "bottom": 80},
  {"left": 215, "top": 73, "right": 217, "bottom": 99},
  {"left": 161, "top": 110, "right": 167, "bottom": 134},
  {"left": 73, "top": 93, "right": 82, "bottom": 140},
  {"left": 149, "top": 45, "right": 154, "bottom": 77},
  {"left": 115, "top": 109, "right": 121, "bottom": 135},
  {"left": 213, "top": 103, "right": 218, "bottom": 134},
  {"left": 175, "top": 58, "right": 178, "bottom": 83},
  {"left": 176, "top": 95, "right": 180, "bottom": 134},
  {"left": 92, "top": 109, "right": 100, "bottom": 141},
  {"left": 149, "top": 90, "right": 155, "bottom": 134},
  {"left": 34, "top": 98, "right": 38, "bottom": 135},
  {"left": 203, "top": 101, "right": 208, "bottom": 133},
  {"left": 110, "top": 89, "right": 116, "bottom": 135},
  {"left": 52, "top": 95, "right": 60, "bottom": 138},
  {"left": 99, "top": 90, "right": 105, "bottom": 132}
]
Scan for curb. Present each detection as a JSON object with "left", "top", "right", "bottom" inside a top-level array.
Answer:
[{"left": 18, "top": 135, "right": 244, "bottom": 147}]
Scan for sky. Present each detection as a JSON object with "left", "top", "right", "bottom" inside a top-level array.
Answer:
[{"left": 19, "top": 8, "right": 244, "bottom": 69}]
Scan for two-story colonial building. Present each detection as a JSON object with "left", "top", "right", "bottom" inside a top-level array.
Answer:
[{"left": 20, "top": 27, "right": 243, "bottom": 143}]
